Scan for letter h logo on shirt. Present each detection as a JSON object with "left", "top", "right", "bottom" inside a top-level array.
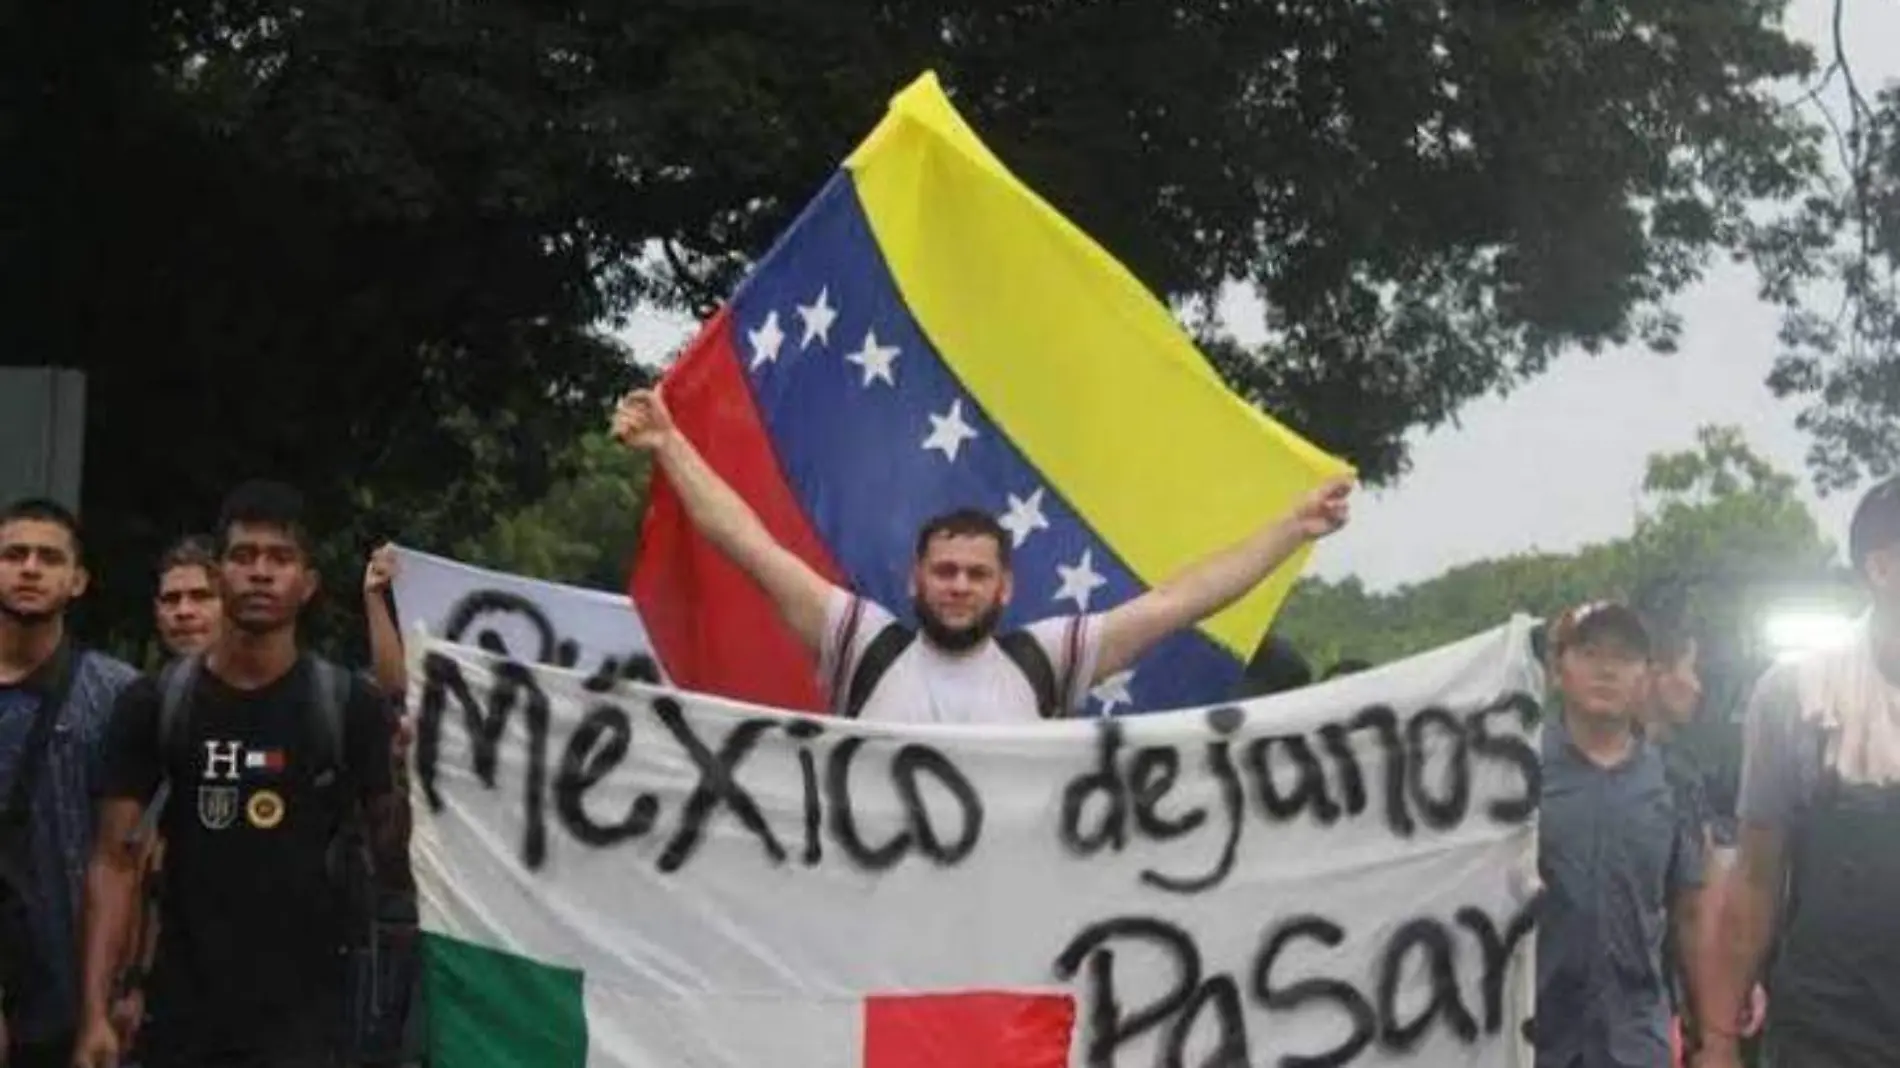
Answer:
[{"left": 203, "top": 739, "right": 244, "bottom": 782}]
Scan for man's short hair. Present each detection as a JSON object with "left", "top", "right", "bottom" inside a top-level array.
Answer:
[
  {"left": 914, "top": 508, "right": 1013, "bottom": 568},
  {"left": 0, "top": 497, "right": 83, "bottom": 561},
  {"left": 216, "top": 480, "right": 312, "bottom": 556},
  {"left": 1849, "top": 475, "right": 1900, "bottom": 574},
  {"left": 158, "top": 534, "right": 219, "bottom": 584}
]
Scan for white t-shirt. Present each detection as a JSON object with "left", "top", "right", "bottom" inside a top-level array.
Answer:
[{"left": 816, "top": 588, "right": 1103, "bottom": 725}]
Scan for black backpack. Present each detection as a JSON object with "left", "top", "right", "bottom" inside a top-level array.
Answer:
[
  {"left": 832, "top": 599, "right": 1086, "bottom": 720},
  {"left": 0, "top": 640, "right": 78, "bottom": 1019},
  {"left": 140, "top": 653, "right": 417, "bottom": 1063}
]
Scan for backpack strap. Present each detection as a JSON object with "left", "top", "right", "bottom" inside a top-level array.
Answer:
[
  {"left": 996, "top": 629, "right": 1061, "bottom": 719},
  {"left": 841, "top": 623, "right": 917, "bottom": 720},
  {"left": 304, "top": 654, "right": 350, "bottom": 781},
  {"left": 138, "top": 653, "right": 204, "bottom": 836},
  {"left": 825, "top": 596, "right": 868, "bottom": 712},
  {"left": 1059, "top": 616, "right": 1087, "bottom": 713},
  {"left": 157, "top": 654, "right": 200, "bottom": 754},
  {"left": 999, "top": 616, "right": 1088, "bottom": 720}
]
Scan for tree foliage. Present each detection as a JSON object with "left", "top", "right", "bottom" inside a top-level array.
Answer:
[
  {"left": 1277, "top": 426, "right": 1845, "bottom": 684},
  {"left": 1754, "top": 0, "right": 1900, "bottom": 490},
  {"left": 453, "top": 432, "right": 650, "bottom": 594},
  {"left": 0, "top": 0, "right": 1834, "bottom": 643}
]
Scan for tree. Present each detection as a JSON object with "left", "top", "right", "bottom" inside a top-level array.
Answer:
[
  {"left": 1756, "top": 0, "right": 1900, "bottom": 490},
  {"left": 0, "top": 1, "right": 1829, "bottom": 643},
  {"left": 1623, "top": 426, "right": 1842, "bottom": 638},
  {"left": 1277, "top": 425, "right": 1844, "bottom": 677},
  {"left": 453, "top": 432, "right": 650, "bottom": 594}
]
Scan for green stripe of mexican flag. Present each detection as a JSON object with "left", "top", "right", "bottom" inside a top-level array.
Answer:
[{"left": 423, "top": 934, "right": 587, "bottom": 1068}]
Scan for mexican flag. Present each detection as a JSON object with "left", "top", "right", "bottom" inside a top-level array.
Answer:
[{"left": 422, "top": 936, "right": 1072, "bottom": 1068}]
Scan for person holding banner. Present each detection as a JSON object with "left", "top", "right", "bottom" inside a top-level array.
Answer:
[
  {"left": 361, "top": 544, "right": 405, "bottom": 702},
  {"left": 611, "top": 388, "right": 1350, "bottom": 724},
  {"left": 1537, "top": 601, "right": 1709, "bottom": 1068},
  {"left": 1695, "top": 476, "right": 1900, "bottom": 1068}
]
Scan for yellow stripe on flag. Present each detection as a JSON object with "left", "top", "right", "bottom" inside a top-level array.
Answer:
[{"left": 845, "top": 72, "right": 1351, "bottom": 658}]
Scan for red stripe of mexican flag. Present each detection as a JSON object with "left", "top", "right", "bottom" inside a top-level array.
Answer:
[{"left": 422, "top": 933, "right": 1075, "bottom": 1068}]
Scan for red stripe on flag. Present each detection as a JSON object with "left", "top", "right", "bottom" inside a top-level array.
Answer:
[
  {"left": 631, "top": 309, "right": 850, "bottom": 712},
  {"left": 864, "top": 991, "right": 1075, "bottom": 1068}
]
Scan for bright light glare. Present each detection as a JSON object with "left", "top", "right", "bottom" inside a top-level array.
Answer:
[{"left": 1762, "top": 609, "right": 1859, "bottom": 660}]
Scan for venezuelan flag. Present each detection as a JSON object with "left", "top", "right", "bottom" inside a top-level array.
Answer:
[{"left": 633, "top": 72, "right": 1348, "bottom": 715}]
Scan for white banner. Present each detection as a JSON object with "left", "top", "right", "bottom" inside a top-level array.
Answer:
[
  {"left": 389, "top": 544, "right": 667, "bottom": 686},
  {"left": 408, "top": 617, "right": 1544, "bottom": 1068}
]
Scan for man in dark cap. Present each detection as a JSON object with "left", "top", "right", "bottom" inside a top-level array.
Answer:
[
  {"left": 1537, "top": 601, "right": 1709, "bottom": 1068},
  {"left": 1694, "top": 476, "right": 1900, "bottom": 1068}
]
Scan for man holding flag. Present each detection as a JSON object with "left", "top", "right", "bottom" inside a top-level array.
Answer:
[
  {"left": 613, "top": 389, "right": 1351, "bottom": 723},
  {"left": 623, "top": 73, "right": 1353, "bottom": 716}
]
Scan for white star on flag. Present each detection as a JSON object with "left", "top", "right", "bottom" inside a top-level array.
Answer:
[
  {"left": 796, "top": 287, "right": 838, "bottom": 350},
  {"left": 748, "top": 311, "right": 786, "bottom": 369},
  {"left": 846, "top": 329, "right": 900, "bottom": 387},
  {"left": 922, "top": 398, "right": 979, "bottom": 462},
  {"left": 1054, "top": 549, "right": 1107, "bottom": 611},
  {"left": 998, "top": 488, "right": 1050, "bottom": 548},
  {"left": 1090, "top": 670, "right": 1135, "bottom": 714}
]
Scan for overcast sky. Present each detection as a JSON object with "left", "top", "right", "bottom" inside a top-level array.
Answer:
[
  {"left": 619, "top": 0, "right": 1900, "bottom": 592},
  {"left": 1306, "top": 0, "right": 1900, "bottom": 590}
]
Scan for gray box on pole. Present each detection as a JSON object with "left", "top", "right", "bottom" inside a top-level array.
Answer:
[{"left": 0, "top": 367, "right": 88, "bottom": 511}]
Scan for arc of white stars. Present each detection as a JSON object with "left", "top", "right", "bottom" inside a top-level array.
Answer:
[
  {"left": 922, "top": 398, "right": 979, "bottom": 462},
  {"left": 748, "top": 310, "right": 786, "bottom": 369},
  {"left": 1054, "top": 549, "right": 1107, "bottom": 611},
  {"left": 797, "top": 287, "right": 838, "bottom": 350},
  {"left": 846, "top": 329, "right": 900, "bottom": 387},
  {"left": 999, "top": 488, "right": 1050, "bottom": 548}
]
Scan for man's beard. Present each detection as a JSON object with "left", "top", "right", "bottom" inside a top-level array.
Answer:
[{"left": 914, "top": 598, "right": 1003, "bottom": 653}]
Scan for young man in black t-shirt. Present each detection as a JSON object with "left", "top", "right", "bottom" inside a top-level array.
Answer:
[{"left": 74, "top": 481, "right": 398, "bottom": 1068}]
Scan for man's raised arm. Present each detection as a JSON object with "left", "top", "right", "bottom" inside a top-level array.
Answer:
[
  {"left": 612, "top": 389, "right": 835, "bottom": 654},
  {"left": 1093, "top": 477, "right": 1351, "bottom": 682}
]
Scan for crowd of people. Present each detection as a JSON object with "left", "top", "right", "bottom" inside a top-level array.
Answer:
[
  {"left": 0, "top": 390, "right": 1892, "bottom": 1068},
  {"left": 0, "top": 483, "right": 413, "bottom": 1068}
]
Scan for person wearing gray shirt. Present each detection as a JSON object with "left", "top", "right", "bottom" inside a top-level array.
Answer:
[
  {"left": 1537, "top": 601, "right": 1708, "bottom": 1068},
  {"left": 1695, "top": 476, "right": 1900, "bottom": 1068}
]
